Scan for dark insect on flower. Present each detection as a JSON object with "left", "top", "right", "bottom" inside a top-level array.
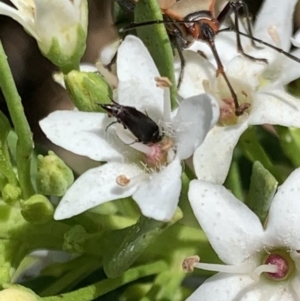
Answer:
[{"left": 100, "top": 100, "right": 163, "bottom": 145}]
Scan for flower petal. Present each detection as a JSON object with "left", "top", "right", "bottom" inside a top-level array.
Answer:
[
  {"left": 186, "top": 273, "right": 258, "bottom": 301},
  {"left": 265, "top": 168, "right": 300, "bottom": 249},
  {"left": 39, "top": 111, "right": 139, "bottom": 162},
  {"left": 0, "top": 3, "right": 38, "bottom": 39},
  {"left": 226, "top": 53, "right": 269, "bottom": 91},
  {"left": 133, "top": 159, "right": 182, "bottom": 221},
  {"left": 188, "top": 180, "right": 264, "bottom": 264},
  {"left": 193, "top": 120, "right": 248, "bottom": 184},
  {"left": 280, "top": 48, "right": 300, "bottom": 85},
  {"left": 116, "top": 35, "right": 164, "bottom": 118},
  {"left": 248, "top": 90, "right": 300, "bottom": 127},
  {"left": 254, "top": 0, "right": 297, "bottom": 50},
  {"left": 188, "top": 31, "right": 239, "bottom": 68},
  {"left": 54, "top": 162, "right": 143, "bottom": 220},
  {"left": 178, "top": 50, "right": 215, "bottom": 99},
  {"left": 100, "top": 39, "right": 121, "bottom": 65},
  {"left": 173, "top": 94, "right": 219, "bottom": 160},
  {"left": 290, "top": 251, "right": 300, "bottom": 299}
]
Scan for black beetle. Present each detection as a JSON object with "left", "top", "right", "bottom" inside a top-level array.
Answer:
[{"left": 100, "top": 100, "right": 163, "bottom": 145}]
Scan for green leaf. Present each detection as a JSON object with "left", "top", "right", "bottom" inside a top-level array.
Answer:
[
  {"left": 275, "top": 126, "right": 300, "bottom": 167},
  {"left": 103, "top": 210, "right": 182, "bottom": 278},
  {"left": 246, "top": 161, "right": 278, "bottom": 225},
  {"left": 239, "top": 126, "right": 285, "bottom": 182},
  {"left": 134, "top": 0, "right": 177, "bottom": 108}
]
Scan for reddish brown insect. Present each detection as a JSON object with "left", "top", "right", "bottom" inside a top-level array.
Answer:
[{"left": 120, "top": 0, "right": 300, "bottom": 116}]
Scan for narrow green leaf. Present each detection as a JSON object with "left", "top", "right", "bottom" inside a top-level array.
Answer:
[
  {"left": 276, "top": 126, "right": 300, "bottom": 167},
  {"left": 239, "top": 126, "right": 284, "bottom": 182},
  {"left": 134, "top": 0, "right": 177, "bottom": 108},
  {"left": 103, "top": 210, "right": 182, "bottom": 278},
  {"left": 246, "top": 161, "right": 278, "bottom": 224}
]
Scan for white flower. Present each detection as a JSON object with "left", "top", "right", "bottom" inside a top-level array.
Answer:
[
  {"left": 187, "top": 167, "right": 300, "bottom": 301},
  {"left": 0, "top": 0, "right": 88, "bottom": 67},
  {"left": 39, "top": 35, "right": 220, "bottom": 222},
  {"left": 178, "top": 0, "right": 300, "bottom": 184}
]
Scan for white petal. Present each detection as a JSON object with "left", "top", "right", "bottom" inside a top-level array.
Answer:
[
  {"left": 254, "top": 0, "right": 297, "bottom": 50},
  {"left": 188, "top": 180, "right": 264, "bottom": 264},
  {"left": 0, "top": 3, "right": 38, "bottom": 39},
  {"left": 133, "top": 159, "right": 182, "bottom": 221},
  {"left": 39, "top": 111, "right": 138, "bottom": 162},
  {"left": 193, "top": 120, "right": 248, "bottom": 184},
  {"left": 178, "top": 50, "right": 215, "bottom": 99},
  {"left": 100, "top": 39, "right": 121, "bottom": 65},
  {"left": 54, "top": 162, "right": 143, "bottom": 220},
  {"left": 79, "top": 63, "right": 98, "bottom": 72},
  {"left": 248, "top": 91, "right": 300, "bottom": 127},
  {"left": 290, "top": 251, "right": 300, "bottom": 299},
  {"left": 280, "top": 48, "right": 300, "bottom": 85},
  {"left": 188, "top": 31, "right": 239, "bottom": 68},
  {"left": 34, "top": 0, "right": 79, "bottom": 54},
  {"left": 291, "top": 29, "right": 300, "bottom": 47},
  {"left": 186, "top": 273, "right": 258, "bottom": 301},
  {"left": 173, "top": 94, "right": 219, "bottom": 160},
  {"left": 265, "top": 168, "right": 300, "bottom": 249},
  {"left": 116, "top": 35, "right": 164, "bottom": 118},
  {"left": 226, "top": 54, "right": 269, "bottom": 91}
]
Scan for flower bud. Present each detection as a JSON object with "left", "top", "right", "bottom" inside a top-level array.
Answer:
[
  {"left": 0, "top": 0, "right": 89, "bottom": 73},
  {"left": 2, "top": 184, "right": 21, "bottom": 205},
  {"left": 36, "top": 151, "right": 74, "bottom": 196},
  {"left": 63, "top": 225, "right": 88, "bottom": 254},
  {"left": 0, "top": 285, "right": 41, "bottom": 301},
  {"left": 64, "top": 70, "right": 112, "bottom": 111},
  {"left": 21, "top": 195, "right": 54, "bottom": 223}
]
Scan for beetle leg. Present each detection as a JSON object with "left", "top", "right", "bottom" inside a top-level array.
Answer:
[
  {"left": 217, "top": 0, "right": 267, "bottom": 64},
  {"left": 207, "top": 37, "right": 250, "bottom": 116},
  {"left": 105, "top": 121, "right": 118, "bottom": 132}
]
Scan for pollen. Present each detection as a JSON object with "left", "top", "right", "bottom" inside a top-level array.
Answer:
[
  {"left": 116, "top": 175, "right": 130, "bottom": 186},
  {"left": 182, "top": 256, "right": 200, "bottom": 273},
  {"left": 144, "top": 137, "right": 174, "bottom": 168},
  {"left": 155, "top": 76, "right": 172, "bottom": 88}
]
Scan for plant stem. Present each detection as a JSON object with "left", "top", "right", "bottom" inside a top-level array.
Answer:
[
  {"left": 42, "top": 260, "right": 168, "bottom": 301},
  {"left": 0, "top": 41, "right": 35, "bottom": 198}
]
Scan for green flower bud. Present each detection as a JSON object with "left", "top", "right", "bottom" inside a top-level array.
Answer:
[
  {"left": 0, "top": 0, "right": 89, "bottom": 74},
  {"left": 21, "top": 195, "right": 54, "bottom": 224},
  {"left": 2, "top": 184, "right": 21, "bottom": 205},
  {"left": 0, "top": 285, "right": 41, "bottom": 301},
  {"left": 65, "top": 71, "right": 112, "bottom": 111},
  {"left": 63, "top": 225, "right": 88, "bottom": 254},
  {"left": 36, "top": 151, "right": 74, "bottom": 197}
]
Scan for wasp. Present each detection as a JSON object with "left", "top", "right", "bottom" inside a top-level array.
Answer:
[
  {"left": 119, "top": 0, "right": 300, "bottom": 116},
  {"left": 100, "top": 100, "right": 163, "bottom": 145}
]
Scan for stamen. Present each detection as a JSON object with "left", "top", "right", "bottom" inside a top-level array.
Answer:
[
  {"left": 251, "top": 264, "right": 277, "bottom": 281},
  {"left": 155, "top": 76, "right": 172, "bottom": 123},
  {"left": 183, "top": 256, "right": 200, "bottom": 273},
  {"left": 184, "top": 256, "right": 253, "bottom": 274},
  {"left": 116, "top": 173, "right": 149, "bottom": 187},
  {"left": 116, "top": 175, "right": 130, "bottom": 186},
  {"left": 268, "top": 26, "right": 279, "bottom": 43},
  {"left": 194, "top": 262, "right": 253, "bottom": 274}
]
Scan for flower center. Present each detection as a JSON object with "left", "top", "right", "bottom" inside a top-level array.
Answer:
[
  {"left": 262, "top": 250, "right": 295, "bottom": 281},
  {"left": 206, "top": 77, "right": 253, "bottom": 126},
  {"left": 264, "top": 254, "right": 288, "bottom": 280}
]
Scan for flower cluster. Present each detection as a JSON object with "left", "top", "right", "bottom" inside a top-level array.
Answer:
[{"left": 1, "top": 0, "right": 300, "bottom": 300}]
